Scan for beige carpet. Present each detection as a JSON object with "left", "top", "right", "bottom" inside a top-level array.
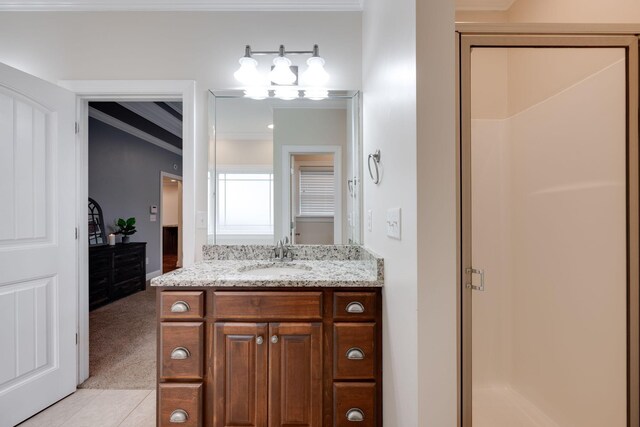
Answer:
[{"left": 79, "top": 286, "right": 156, "bottom": 389}]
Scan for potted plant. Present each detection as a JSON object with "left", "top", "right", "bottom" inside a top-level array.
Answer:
[{"left": 114, "top": 217, "right": 137, "bottom": 243}]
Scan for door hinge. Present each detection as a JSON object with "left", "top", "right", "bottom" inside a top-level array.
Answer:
[
  {"left": 75, "top": 227, "right": 78, "bottom": 240},
  {"left": 75, "top": 333, "right": 78, "bottom": 345},
  {"left": 75, "top": 122, "right": 80, "bottom": 134}
]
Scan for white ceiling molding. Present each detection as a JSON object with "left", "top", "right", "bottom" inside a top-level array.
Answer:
[
  {"left": 456, "top": 0, "right": 516, "bottom": 11},
  {"left": 89, "top": 106, "right": 183, "bottom": 156},
  {"left": 0, "top": 0, "right": 363, "bottom": 11},
  {"left": 118, "top": 102, "right": 182, "bottom": 138}
]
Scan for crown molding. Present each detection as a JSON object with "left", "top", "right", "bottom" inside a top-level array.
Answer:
[{"left": 0, "top": 0, "right": 363, "bottom": 12}]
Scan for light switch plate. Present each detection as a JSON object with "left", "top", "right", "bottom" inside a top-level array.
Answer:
[
  {"left": 150, "top": 205, "right": 158, "bottom": 214},
  {"left": 367, "top": 210, "right": 372, "bottom": 232},
  {"left": 386, "top": 207, "right": 401, "bottom": 239},
  {"left": 197, "top": 211, "right": 207, "bottom": 229}
]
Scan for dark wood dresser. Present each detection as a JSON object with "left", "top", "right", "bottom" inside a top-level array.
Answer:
[{"left": 89, "top": 242, "right": 147, "bottom": 310}]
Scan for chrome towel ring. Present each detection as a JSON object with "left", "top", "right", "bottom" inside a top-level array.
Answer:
[{"left": 368, "top": 150, "right": 381, "bottom": 184}]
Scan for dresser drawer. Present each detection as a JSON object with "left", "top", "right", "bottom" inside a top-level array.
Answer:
[
  {"left": 334, "top": 323, "right": 376, "bottom": 379},
  {"left": 334, "top": 383, "right": 376, "bottom": 427},
  {"left": 161, "top": 291, "right": 205, "bottom": 319},
  {"left": 159, "top": 383, "right": 202, "bottom": 427},
  {"left": 160, "top": 322, "right": 204, "bottom": 380},
  {"left": 213, "top": 291, "right": 322, "bottom": 320},
  {"left": 333, "top": 292, "right": 377, "bottom": 321}
]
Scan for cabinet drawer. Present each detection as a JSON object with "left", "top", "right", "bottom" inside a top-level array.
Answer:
[
  {"left": 213, "top": 291, "right": 322, "bottom": 320},
  {"left": 159, "top": 383, "right": 202, "bottom": 427},
  {"left": 334, "top": 383, "right": 376, "bottom": 427},
  {"left": 161, "top": 291, "right": 205, "bottom": 319},
  {"left": 334, "top": 323, "right": 376, "bottom": 379},
  {"left": 333, "top": 292, "right": 377, "bottom": 321},
  {"left": 160, "top": 322, "right": 204, "bottom": 380}
]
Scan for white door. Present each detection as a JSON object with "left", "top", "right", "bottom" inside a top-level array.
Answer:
[{"left": 0, "top": 62, "right": 77, "bottom": 426}]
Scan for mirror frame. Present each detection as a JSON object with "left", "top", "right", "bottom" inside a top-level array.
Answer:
[{"left": 208, "top": 89, "right": 363, "bottom": 246}]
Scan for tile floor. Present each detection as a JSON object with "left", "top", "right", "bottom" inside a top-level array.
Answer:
[{"left": 18, "top": 389, "right": 155, "bottom": 427}]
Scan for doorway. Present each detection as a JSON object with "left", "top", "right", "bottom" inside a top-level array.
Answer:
[
  {"left": 458, "top": 32, "right": 639, "bottom": 427},
  {"left": 161, "top": 173, "right": 183, "bottom": 273},
  {"left": 281, "top": 145, "right": 342, "bottom": 244}
]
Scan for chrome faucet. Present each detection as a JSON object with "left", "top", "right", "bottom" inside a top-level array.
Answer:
[{"left": 273, "top": 237, "right": 292, "bottom": 261}]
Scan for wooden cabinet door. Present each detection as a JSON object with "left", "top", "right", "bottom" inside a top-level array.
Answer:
[
  {"left": 268, "top": 323, "right": 322, "bottom": 427},
  {"left": 213, "top": 323, "right": 268, "bottom": 427}
]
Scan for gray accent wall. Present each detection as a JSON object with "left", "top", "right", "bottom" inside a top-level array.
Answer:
[{"left": 89, "top": 117, "right": 182, "bottom": 275}]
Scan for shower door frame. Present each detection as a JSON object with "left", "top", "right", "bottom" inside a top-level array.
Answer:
[{"left": 457, "top": 27, "right": 640, "bottom": 427}]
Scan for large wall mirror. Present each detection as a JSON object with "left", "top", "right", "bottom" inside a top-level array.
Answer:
[{"left": 208, "top": 90, "right": 362, "bottom": 246}]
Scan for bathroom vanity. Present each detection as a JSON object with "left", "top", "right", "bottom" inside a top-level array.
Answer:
[{"left": 151, "top": 245, "right": 383, "bottom": 427}]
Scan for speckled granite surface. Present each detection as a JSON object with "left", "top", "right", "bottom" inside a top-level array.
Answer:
[{"left": 151, "top": 245, "right": 383, "bottom": 287}]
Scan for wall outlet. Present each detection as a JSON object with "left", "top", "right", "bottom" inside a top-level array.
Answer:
[
  {"left": 367, "top": 210, "right": 372, "bottom": 232},
  {"left": 150, "top": 214, "right": 157, "bottom": 222},
  {"left": 386, "top": 207, "right": 401, "bottom": 239},
  {"left": 150, "top": 205, "right": 158, "bottom": 214}
]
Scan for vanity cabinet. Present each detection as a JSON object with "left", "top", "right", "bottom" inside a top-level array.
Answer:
[{"left": 156, "top": 288, "right": 382, "bottom": 427}]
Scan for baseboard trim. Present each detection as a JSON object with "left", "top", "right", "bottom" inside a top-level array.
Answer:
[{"left": 146, "top": 270, "right": 162, "bottom": 281}]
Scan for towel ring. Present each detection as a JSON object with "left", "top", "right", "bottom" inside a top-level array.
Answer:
[{"left": 368, "top": 150, "right": 381, "bottom": 184}]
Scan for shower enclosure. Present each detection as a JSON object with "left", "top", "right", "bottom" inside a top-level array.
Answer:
[{"left": 458, "top": 28, "right": 640, "bottom": 427}]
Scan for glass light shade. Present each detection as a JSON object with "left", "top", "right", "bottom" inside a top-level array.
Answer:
[
  {"left": 301, "top": 56, "right": 329, "bottom": 86},
  {"left": 234, "top": 57, "right": 260, "bottom": 85},
  {"left": 269, "top": 56, "right": 297, "bottom": 85},
  {"left": 243, "top": 87, "right": 269, "bottom": 100},
  {"left": 274, "top": 87, "right": 299, "bottom": 100},
  {"left": 303, "top": 88, "right": 328, "bottom": 101}
]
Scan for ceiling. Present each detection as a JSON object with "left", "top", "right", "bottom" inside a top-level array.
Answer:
[
  {"left": 89, "top": 101, "right": 183, "bottom": 154},
  {"left": 216, "top": 97, "right": 349, "bottom": 141},
  {"left": 0, "top": 0, "right": 362, "bottom": 11},
  {"left": 456, "top": 0, "right": 517, "bottom": 11}
]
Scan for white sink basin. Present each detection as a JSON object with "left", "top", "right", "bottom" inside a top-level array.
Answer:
[{"left": 238, "top": 264, "right": 311, "bottom": 277}]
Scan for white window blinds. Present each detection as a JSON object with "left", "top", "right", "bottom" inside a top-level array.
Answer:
[{"left": 299, "top": 168, "right": 334, "bottom": 216}]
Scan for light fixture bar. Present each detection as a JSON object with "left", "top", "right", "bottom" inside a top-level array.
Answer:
[{"left": 243, "top": 44, "right": 320, "bottom": 56}]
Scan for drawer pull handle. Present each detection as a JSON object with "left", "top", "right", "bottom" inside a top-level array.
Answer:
[
  {"left": 256, "top": 336, "right": 264, "bottom": 345},
  {"left": 346, "top": 347, "right": 365, "bottom": 360},
  {"left": 170, "top": 347, "right": 190, "bottom": 360},
  {"left": 271, "top": 335, "right": 279, "bottom": 344},
  {"left": 170, "top": 301, "right": 190, "bottom": 313},
  {"left": 346, "top": 408, "right": 365, "bottom": 422},
  {"left": 346, "top": 302, "right": 365, "bottom": 314},
  {"left": 170, "top": 409, "right": 189, "bottom": 423}
]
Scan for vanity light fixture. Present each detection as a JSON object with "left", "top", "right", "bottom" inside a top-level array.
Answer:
[
  {"left": 234, "top": 44, "right": 330, "bottom": 100},
  {"left": 274, "top": 87, "right": 300, "bottom": 101}
]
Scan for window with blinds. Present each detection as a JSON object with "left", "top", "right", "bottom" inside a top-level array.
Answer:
[{"left": 299, "top": 168, "right": 335, "bottom": 216}]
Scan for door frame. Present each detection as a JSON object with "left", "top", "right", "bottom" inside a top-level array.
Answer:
[
  {"left": 280, "top": 145, "right": 342, "bottom": 245},
  {"left": 457, "top": 30, "right": 640, "bottom": 427},
  {"left": 58, "top": 79, "right": 196, "bottom": 384},
  {"left": 160, "top": 172, "right": 183, "bottom": 272}
]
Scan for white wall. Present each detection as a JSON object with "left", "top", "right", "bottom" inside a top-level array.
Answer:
[
  {"left": 416, "top": 1, "right": 458, "bottom": 426},
  {"left": 362, "top": 0, "right": 418, "bottom": 422},
  {"left": 0, "top": 11, "right": 362, "bottom": 260}
]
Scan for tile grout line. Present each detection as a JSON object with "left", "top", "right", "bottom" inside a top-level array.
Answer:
[
  {"left": 116, "top": 389, "right": 154, "bottom": 426},
  {"left": 56, "top": 389, "right": 105, "bottom": 427}
]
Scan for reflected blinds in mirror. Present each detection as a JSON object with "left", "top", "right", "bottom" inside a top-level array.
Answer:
[{"left": 299, "top": 167, "right": 334, "bottom": 216}]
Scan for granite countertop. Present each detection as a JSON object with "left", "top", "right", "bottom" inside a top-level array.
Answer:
[{"left": 151, "top": 245, "right": 384, "bottom": 288}]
